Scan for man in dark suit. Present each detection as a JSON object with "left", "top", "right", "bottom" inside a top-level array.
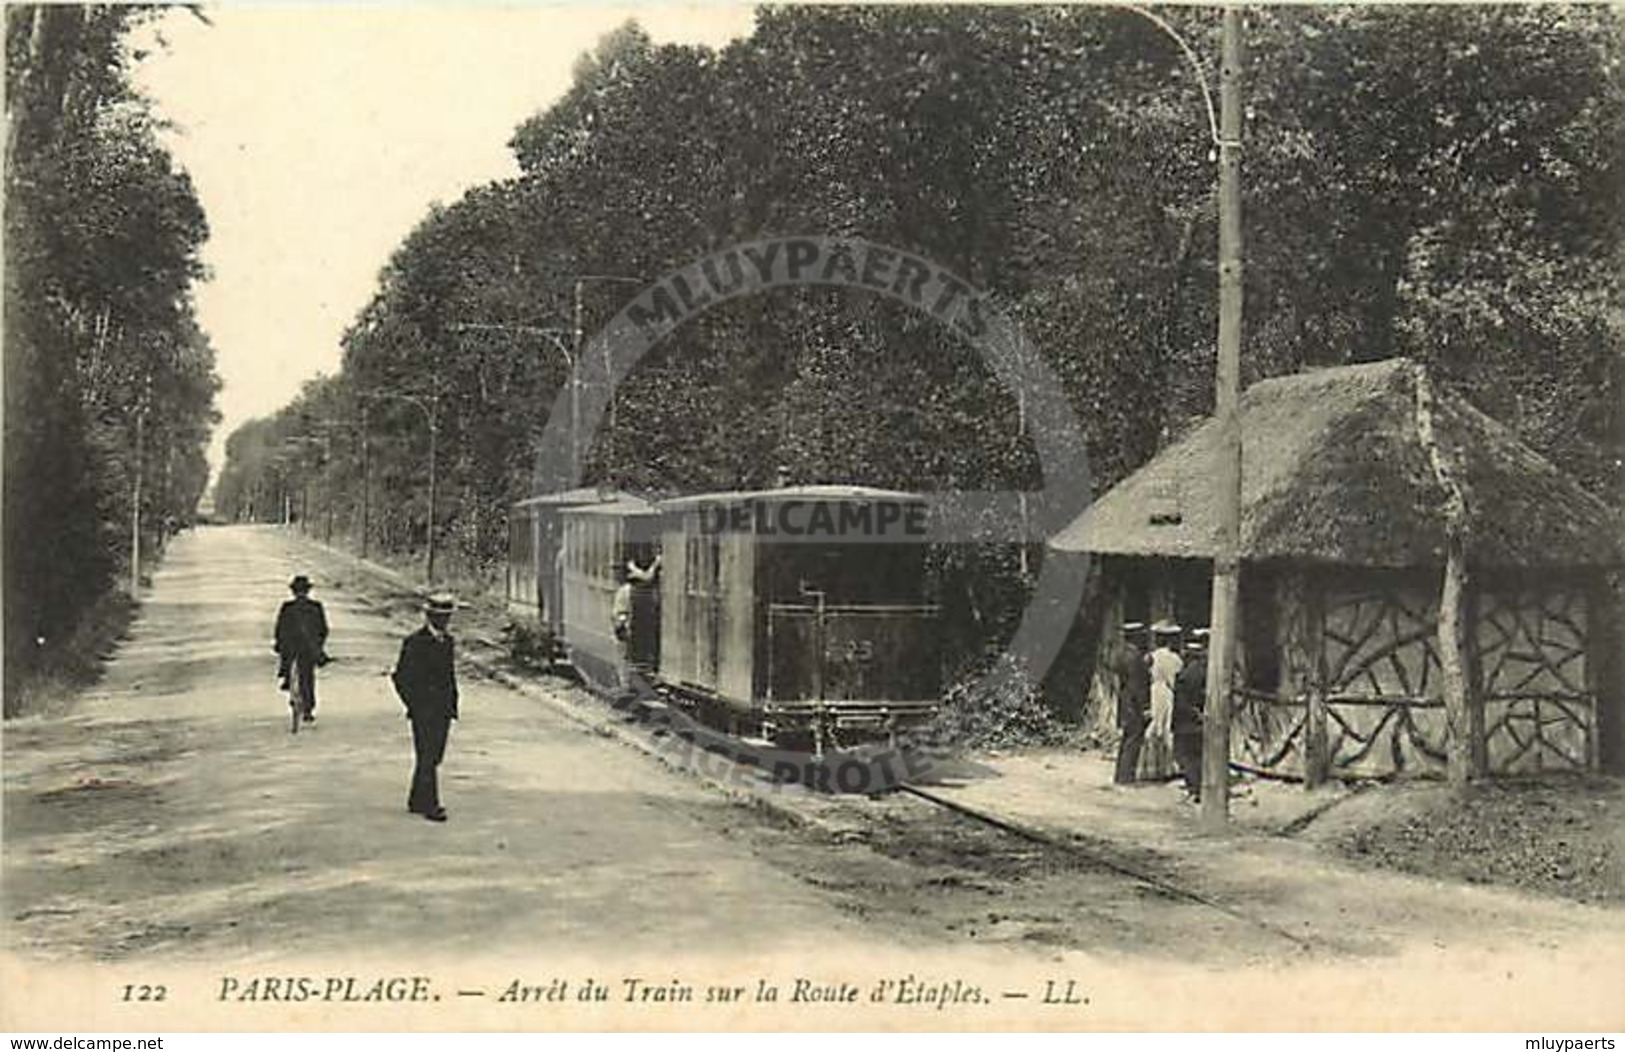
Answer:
[
  {"left": 274, "top": 574, "right": 329, "bottom": 722},
  {"left": 1113, "top": 622, "right": 1151, "bottom": 785},
  {"left": 392, "top": 593, "right": 460, "bottom": 823},
  {"left": 1173, "top": 632, "right": 1209, "bottom": 802}
]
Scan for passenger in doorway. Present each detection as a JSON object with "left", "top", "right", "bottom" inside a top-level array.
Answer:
[
  {"left": 1113, "top": 623, "right": 1151, "bottom": 785},
  {"left": 625, "top": 553, "right": 660, "bottom": 585},
  {"left": 611, "top": 564, "right": 636, "bottom": 695},
  {"left": 1174, "top": 630, "right": 1209, "bottom": 802}
]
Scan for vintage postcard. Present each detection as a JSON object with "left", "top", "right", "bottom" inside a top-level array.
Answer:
[{"left": 4, "top": 1, "right": 1623, "bottom": 1036}]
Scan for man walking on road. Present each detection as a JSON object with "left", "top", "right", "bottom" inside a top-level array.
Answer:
[
  {"left": 274, "top": 574, "right": 329, "bottom": 722},
  {"left": 392, "top": 593, "right": 460, "bottom": 823}
]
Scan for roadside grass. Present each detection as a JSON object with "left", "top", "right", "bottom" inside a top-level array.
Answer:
[
  {"left": 4, "top": 589, "right": 136, "bottom": 719},
  {"left": 1336, "top": 775, "right": 1625, "bottom": 906}
]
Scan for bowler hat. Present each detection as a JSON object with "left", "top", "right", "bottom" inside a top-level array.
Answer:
[
  {"left": 423, "top": 592, "right": 458, "bottom": 615},
  {"left": 289, "top": 574, "right": 312, "bottom": 592}
]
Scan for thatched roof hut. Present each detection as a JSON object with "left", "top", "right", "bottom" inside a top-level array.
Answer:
[
  {"left": 1052, "top": 358, "right": 1624, "bottom": 783},
  {"left": 1051, "top": 357, "right": 1622, "bottom": 569}
]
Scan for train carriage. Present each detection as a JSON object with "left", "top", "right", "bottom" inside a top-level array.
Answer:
[
  {"left": 558, "top": 497, "right": 662, "bottom": 694},
  {"left": 658, "top": 485, "right": 940, "bottom": 752},
  {"left": 506, "top": 487, "right": 635, "bottom": 652}
]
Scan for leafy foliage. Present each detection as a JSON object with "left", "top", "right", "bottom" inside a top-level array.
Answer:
[
  {"left": 4, "top": 5, "right": 220, "bottom": 709},
  {"left": 218, "top": 5, "right": 1625, "bottom": 718}
]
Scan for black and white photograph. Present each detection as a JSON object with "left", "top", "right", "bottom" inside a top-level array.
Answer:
[{"left": 3, "top": 2, "right": 1623, "bottom": 1038}]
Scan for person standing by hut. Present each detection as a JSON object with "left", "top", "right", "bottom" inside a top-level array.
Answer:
[
  {"left": 1113, "top": 623, "right": 1152, "bottom": 784},
  {"left": 392, "top": 593, "right": 460, "bottom": 823},
  {"left": 1173, "top": 630, "right": 1209, "bottom": 801},
  {"left": 1142, "top": 621, "right": 1184, "bottom": 781}
]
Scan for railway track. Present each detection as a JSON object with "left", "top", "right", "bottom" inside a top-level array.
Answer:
[
  {"left": 894, "top": 783, "right": 1319, "bottom": 953},
  {"left": 340, "top": 564, "right": 1316, "bottom": 955}
]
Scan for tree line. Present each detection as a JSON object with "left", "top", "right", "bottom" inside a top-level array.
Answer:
[
  {"left": 4, "top": 5, "right": 220, "bottom": 712},
  {"left": 216, "top": 6, "right": 1624, "bottom": 711}
]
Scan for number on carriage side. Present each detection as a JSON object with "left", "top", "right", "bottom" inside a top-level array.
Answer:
[{"left": 826, "top": 639, "right": 874, "bottom": 664}]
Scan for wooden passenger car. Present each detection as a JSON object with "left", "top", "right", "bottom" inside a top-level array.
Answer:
[
  {"left": 657, "top": 485, "right": 940, "bottom": 751},
  {"left": 507, "top": 487, "right": 634, "bottom": 645},
  {"left": 558, "top": 497, "right": 662, "bottom": 693}
]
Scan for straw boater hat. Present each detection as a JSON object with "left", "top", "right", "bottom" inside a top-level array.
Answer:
[
  {"left": 1150, "top": 619, "right": 1181, "bottom": 635},
  {"left": 423, "top": 592, "right": 458, "bottom": 615},
  {"left": 289, "top": 574, "right": 312, "bottom": 593}
]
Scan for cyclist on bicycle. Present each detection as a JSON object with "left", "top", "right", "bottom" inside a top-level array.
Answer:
[{"left": 274, "top": 574, "right": 329, "bottom": 723}]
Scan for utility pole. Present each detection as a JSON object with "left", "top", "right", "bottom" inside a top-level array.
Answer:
[
  {"left": 426, "top": 395, "right": 439, "bottom": 585},
  {"left": 322, "top": 432, "right": 334, "bottom": 545},
  {"left": 358, "top": 390, "right": 439, "bottom": 585},
  {"left": 448, "top": 321, "right": 578, "bottom": 477},
  {"left": 1201, "top": 6, "right": 1245, "bottom": 830},
  {"left": 129, "top": 404, "right": 145, "bottom": 596},
  {"left": 359, "top": 403, "right": 371, "bottom": 560},
  {"left": 572, "top": 281, "right": 586, "bottom": 475},
  {"left": 571, "top": 275, "right": 642, "bottom": 480}
]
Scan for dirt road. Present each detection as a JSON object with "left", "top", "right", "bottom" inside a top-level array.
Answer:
[
  {"left": 2, "top": 525, "right": 891, "bottom": 962},
  {"left": 4, "top": 526, "right": 1622, "bottom": 1031}
]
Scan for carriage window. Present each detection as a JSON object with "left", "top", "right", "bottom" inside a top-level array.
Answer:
[{"left": 771, "top": 540, "right": 927, "bottom": 605}]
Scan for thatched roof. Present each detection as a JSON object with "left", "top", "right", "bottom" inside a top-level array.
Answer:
[{"left": 1049, "top": 358, "right": 1623, "bottom": 569}]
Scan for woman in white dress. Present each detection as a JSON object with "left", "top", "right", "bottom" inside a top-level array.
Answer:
[{"left": 1142, "top": 622, "right": 1184, "bottom": 781}]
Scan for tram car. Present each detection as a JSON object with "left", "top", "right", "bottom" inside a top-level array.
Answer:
[
  {"left": 556, "top": 496, "right": 662, "bottom": 693},
  {"left": 656, "top": 485, "right": 941, "bottom": 753},
  {"left": 506, "top": 486, "right": 635, "bottom": 661}
]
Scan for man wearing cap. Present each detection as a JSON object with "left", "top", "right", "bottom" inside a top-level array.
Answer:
[
  {"left": 1173, "top": 630, "right": 1209, "bottom": 801},
  {"left": 392, "top": 593, "right": 460, "bottom": 823},
  {"left": 274, "top": 574, "right": 329, "bottom": 723},
  {"left": 1113, "top": 623, "right": 1151, "bottom": 784}
]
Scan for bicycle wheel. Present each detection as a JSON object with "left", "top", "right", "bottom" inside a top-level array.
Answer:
[{"left": 288, "top": 658, "right": 304, "bottom": 734}]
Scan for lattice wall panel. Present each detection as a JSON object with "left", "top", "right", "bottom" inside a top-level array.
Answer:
[
  {"left": 1231, "top": 691, "right": 1306, "bottom": 777},
  {"left": 1478, "top": 588, "right": 1594, "bottom": 774},
  {"left": 1477, "top": 589, "right": 1589, "bottom": 698},
  {"left": 1325, "top": 700, "right": 1449, "bottom": 778},
  {"left": 1323, "top": 586, "right": 1442, "bottom": 698},
  {"left": 1483, "top": 696, "right": 1594, "bottom": 774}
]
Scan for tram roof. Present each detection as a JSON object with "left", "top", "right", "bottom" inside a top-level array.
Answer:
[
  {"left": 560, "top": 496, "right": 660, "bottom": 518},
  {"left": 658, "top": 484, "right": 926, "bottom": 510},
  {"left": 511, "top": 486, "right": 635, "bottom": 510}
]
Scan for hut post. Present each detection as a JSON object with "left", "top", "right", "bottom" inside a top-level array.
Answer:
[
  {"left": 1293, "top": 572, "right": 1332, "bottom": 786},
  {"left": 1090, "top": 578, "right": 1129, "bottom": 740},
  {"left": 1437, "top": 540, "right": 1475, "bottom": 788},
  {"left": 1276, "top": 568, "right": 1328, "bottom": 785},
  {"left": 1590, "top": 574, "right": 1624, "bottom": 774},
  {"left": 1465, "top": 580, "right": 1488, "bottom": 777},
  {"left": 1415, "top": 362, "right": 1477, "bottom": 791}
]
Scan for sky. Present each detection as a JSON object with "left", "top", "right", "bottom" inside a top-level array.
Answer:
[{"left": 132, "top": 3, "right": 758, "bottom": 475}]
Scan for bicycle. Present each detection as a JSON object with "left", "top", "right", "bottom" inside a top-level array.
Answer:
[{"left": 286, "top": 655, "right": 311, "bottom": 734}]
